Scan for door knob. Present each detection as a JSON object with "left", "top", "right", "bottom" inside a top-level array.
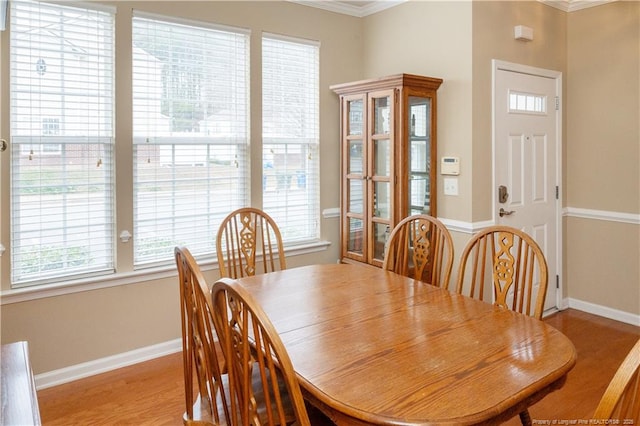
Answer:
[{"left": 499, "top": 208, "right": 515, "bottom": 217}]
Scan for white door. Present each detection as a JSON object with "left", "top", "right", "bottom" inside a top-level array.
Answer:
[
  {"left": 493, "top": 60, "right": 562, "bottom": 313},
  {"left": 0, "top": 45, "right": 4, "bottom": 270}
]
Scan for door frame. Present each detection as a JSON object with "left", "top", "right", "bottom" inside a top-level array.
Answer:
[{"left": 491, "top": 59, "right": 564, "bottom": 312}]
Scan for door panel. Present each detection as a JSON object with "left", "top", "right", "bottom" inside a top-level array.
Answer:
[
  {"left": 495, "top": 65, "right": 560, "bottom": 313},
  {"left": 532, "top": 134, "right": 548, "bottom": 203},
  {"left": 507, "top": 134, "right": 525, "bottom": 206}
]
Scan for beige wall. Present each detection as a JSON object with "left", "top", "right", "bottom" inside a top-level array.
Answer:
[
  {"left": 567, "top": 2, "right": 639, "bottom": 213},
  {"left": 565, "top": 1, "right": 640, "bottom": 314},
  {"left": 1, "top": 0, "right": 639, "bottom": 377},
  {"left": 566, "top": 218, "right": 639, "bottom": 314},
  {"left": 363, "top": 1, "right": 473, "bottom": 222},
  {"left": 472, "top": 1, "right": 567, "bottom": 222}
]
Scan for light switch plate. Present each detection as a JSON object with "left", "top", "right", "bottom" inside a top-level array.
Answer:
[{"left": 444, "top": 177, "right": 458, "bottom": 196}]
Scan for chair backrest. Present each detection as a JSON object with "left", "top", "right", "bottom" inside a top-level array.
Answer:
[
  {"left": 216, "top": 207, "right": 286, "bottom": 279},
  {"left": 211, "top": 278, "right": 311, "bottom": 426},
  {"left": 593, "top": 338, "right": 640, "bottom": 420},
  {"left": 454, "top": 225, "right": 548, "bottom": 319},
  {"left": 382, "top": 214, "right": 454, "bottom": 288},
  {"left": 175, "top": 246, "right": 230, "bottom": 425}
]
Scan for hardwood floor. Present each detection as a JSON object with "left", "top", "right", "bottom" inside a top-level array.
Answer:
[
  {"left": 38, "top": 352, "right": 185, "bottom": 426},
  {"left": 503, "top": 309, "right": 640, "bottom": 425},
  {"left": 37, "top": 308, "right": 640, "bottom": 425}
]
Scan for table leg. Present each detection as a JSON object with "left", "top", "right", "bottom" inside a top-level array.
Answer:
[{"left": 519, "top": 409, "right": 532, "bottom": 426}]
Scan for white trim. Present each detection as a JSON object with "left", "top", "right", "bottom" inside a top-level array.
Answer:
[
  {"left": 565, "top": 0, "right": 617, "bottom": 11},
  {"left": 568, "top": 298, "right": 640, "bottom": 327},
  {"left": 291, "top": 0, "right": 613, "bottom": 17},
  {"left": 322, "top": 207, "right": 340, "bottom": 218},
  {"left": 356, "top": 0, "right": 407, "bottom": 16},
  {"left": 1, "top": 263, "right": 181, "bottom": 305},
  {"left": 289, "top": 0, "right": 407, "bottom": 17},
  {"left": 494, "top": 60, "right": 563, "bottom": 80},
  {"left": 0, "top": 241, "right": 331, "bottom": 305},
  {"left": 539, "top": 0, "right": 618, "bottom": 12},
  {"left": 438, "top": 218, "right": 494, "bottom": 234},
  {"left": 35, "top": 339, "right": 182, "bottom": 390},
  {"left": 436, "top": 207, "right": 640, "bottom": 235},
  {"left": 539, "top": 0, "right": 572, "bottom": 12},
  {"left": 564, "top": 207, "right": 640, "bottom": 225}
]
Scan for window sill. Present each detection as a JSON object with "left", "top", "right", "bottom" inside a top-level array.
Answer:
[{"left": 0, "top": 240, "right": 331, "bottom": 305}]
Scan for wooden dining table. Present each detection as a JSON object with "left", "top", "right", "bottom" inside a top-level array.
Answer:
[{"left": 234, "top": 263, "right": 577, "bottom": 425}]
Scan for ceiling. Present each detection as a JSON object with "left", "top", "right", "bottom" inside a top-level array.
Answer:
[{"left": 291, "top": 0, "right": 617, "bottom": 17}]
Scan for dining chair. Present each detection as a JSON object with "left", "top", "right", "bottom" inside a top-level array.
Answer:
[
  {"left": 453, "top": 225, "right": 548, "bottom": 426},
  {"left": 216, "top": 207, "right": 286, "bottom": 279},
  {"left": 211, "top": 277, "right": 311, "bottom": 426},
  {"left": 593, "top": 338, "right": 640, "bottom": 420},
  {"left": 175, "top": 246, "right": 230, "bottom": 425},
  {"left": 453, "top": 225, "right": 549, "bottom": 320},
  {"left": 382, "top": 214, "right": 454, "bottom": 288}
]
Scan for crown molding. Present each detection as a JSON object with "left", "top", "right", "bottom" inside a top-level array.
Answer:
[
  {"left": 539, "top": 0, "right": 618, "bottom": 12},
  {"left": 293, "top": 0, "right": 617, "bottom": 16},
  {"left": 288, "top": 0, "right": 407, "bottom": 17}
]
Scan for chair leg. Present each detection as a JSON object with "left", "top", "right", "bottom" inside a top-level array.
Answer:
[{"left": 519, "top": 409, "right": 532, "bottom": 426}]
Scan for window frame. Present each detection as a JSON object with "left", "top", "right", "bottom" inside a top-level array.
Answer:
[
  {"left": 131, "top": 12, "right": 251, "bottom": 268},
  {"left": 261, "top": 33, "right": 321, "bottom": 246},
  {"left": 8, "top": 0, "right": 116, "bottom": 288}
]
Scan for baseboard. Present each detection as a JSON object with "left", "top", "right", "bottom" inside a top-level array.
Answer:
[
  {"left": 558, "top": 297, "right": 570, "bottom": 310},
  {"left": 35, "top": 338, "right": 182, "bottom": 390},
  {"left": 568, "top": 298, "right": 640, "bottom": 327}
]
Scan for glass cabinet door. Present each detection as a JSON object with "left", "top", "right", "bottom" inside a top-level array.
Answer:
[
  {"left": 408, "top": 96, "right": 432, "bottom": 216},
  {"left": 345, "top": 98, "right": 365, "bottom": 255},
  {"left": 371, "top": 94, "right": 393, "bottom": 262}
]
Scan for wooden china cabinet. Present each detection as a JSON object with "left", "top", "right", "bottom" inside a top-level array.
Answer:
[{"left": 331, "top": 74, "right": 443, "bottom": 268}]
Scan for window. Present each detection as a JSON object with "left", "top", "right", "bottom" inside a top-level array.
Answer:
[
  {"left": 509, "top": 91, "right": 547, "bottom": 114},
  {"left": 10, "top": 0, "right": 115, "bottom": 286},
  {"left": 6, "top": 4, "right": 323, "bottom": 289},
  {"left": 262, "top": 34, "right": 320, "bottom": 243},
  {"left": 132, "top": 14, "right": 250, "bottom": 266}
]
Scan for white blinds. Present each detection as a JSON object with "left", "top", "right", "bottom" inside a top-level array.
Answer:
[
  {"left": 132, "top": 14, "right": 250, "bottom": 266},
  {"left": 262, "top": 34, "right": 320, "bottom": 244},
  {"left": 10, "top": 0, "right": 115, "bottom": 286}
]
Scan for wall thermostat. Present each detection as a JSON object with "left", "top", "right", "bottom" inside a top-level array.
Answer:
[{"left": 441, "top": 156, "right": 460, "bottom": 175}]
